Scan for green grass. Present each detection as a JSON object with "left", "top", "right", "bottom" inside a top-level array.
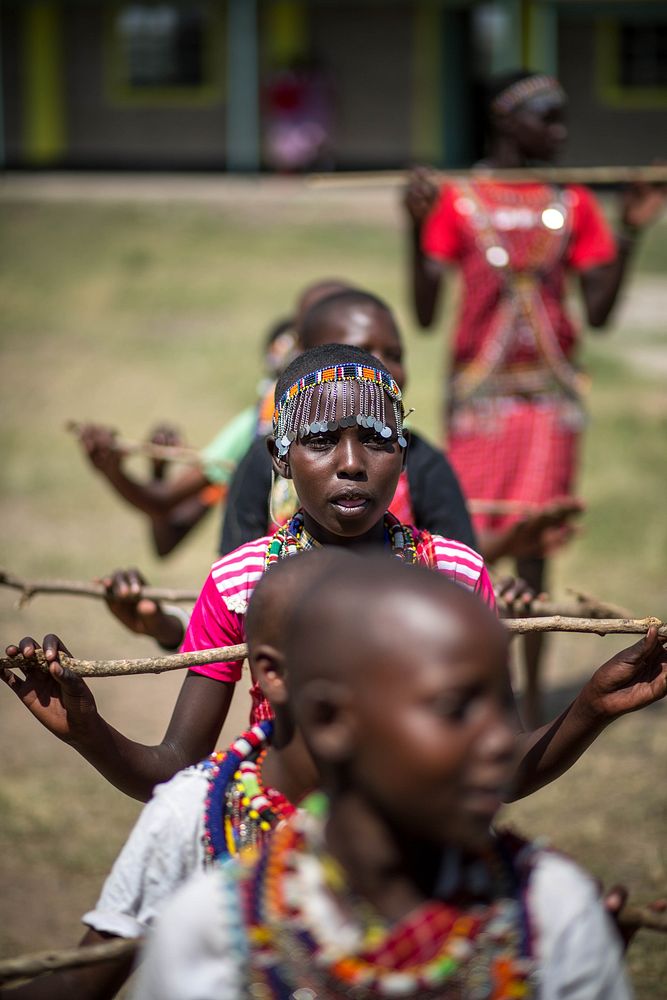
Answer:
[{"left": 1, "top": 186, "right": 666, "bottom": 994}]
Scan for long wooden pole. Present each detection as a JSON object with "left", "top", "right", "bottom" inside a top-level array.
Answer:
[
  {"left": 1, "top": 900, "right": 666, "bottom": 984},
  {"left": 0, "top": 570, "right": 198, "bottom": 606},
  {"left": 65, "top": 421, "right": 235, "bottom": 471},
  {"left": 2, "top": 618, "right": 664, "bottom": 679},
  {"left": 308, "top": 165, "right": 667, "bottom": 189},
  {"left": 0, "top": 570, "right": 632, "bottom": 619}
]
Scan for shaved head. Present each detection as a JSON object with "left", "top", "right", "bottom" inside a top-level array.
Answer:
[
  {"left": 286, "top": 555, "right": 505, "bottom": 701},
  {"left": 245, "top": 548, "right": 360, "bottom": 655}
]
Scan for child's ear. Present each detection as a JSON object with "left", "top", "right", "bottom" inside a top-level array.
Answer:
[
  {"left": 266, "top": 437, "right": 292, "bottom": 480},
  {"left": 296, "top": 679, "right": 357, "bottom": 764},
  {"left": 252, "top": 646, "right": 288, "bottom": 705}
]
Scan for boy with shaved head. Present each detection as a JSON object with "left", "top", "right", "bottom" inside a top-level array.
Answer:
[{"left": 136, "top": 554, "right": 631, "bottom": 1000}]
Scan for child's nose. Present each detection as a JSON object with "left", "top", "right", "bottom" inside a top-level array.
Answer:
[{"left": 336, "top": 434, "right": 366, "bottom": 478}]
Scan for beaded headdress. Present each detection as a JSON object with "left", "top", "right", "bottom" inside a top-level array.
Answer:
[
  {"left": 491, "top": 75, "right": 565, "bottom": 117},
  {"left": 272, "top": 363, "right": 407, "bottom": 457}
]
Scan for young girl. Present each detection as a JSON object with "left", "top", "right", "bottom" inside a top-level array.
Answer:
[
  {"left": 405, "top": 70, "right": 666, "bottom": 723},
  {"left": 220, "top": 287, "right": 477, "bottom": 554},
  {"left": 4, "top": 343, "right": 493, "bottom": 801},
  {"left": 135, "top": 556, "right": 631, "bottom": 1000}
]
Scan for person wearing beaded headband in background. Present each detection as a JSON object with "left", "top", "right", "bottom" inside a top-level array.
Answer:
[
  {"left": 135, "top": 556, "right": 631, "bottom": 1000},
  {"left": 405, "top": 69, "right": 666, "bottom": 726}
]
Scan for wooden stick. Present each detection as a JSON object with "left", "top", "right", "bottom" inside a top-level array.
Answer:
[
  {"left": 2, "top": 570, "right": 630, "bottom": 619},
  {"left": 468, "top": 499, "right": 543, "bottom": 516},
  {"left": 503, "top": 616, "right": 666, "bottom": 637},
  {"left": 308, "top": 165, "right": 667, "bottom": 189},
  {"left": 0, "top": 644, "right": 248, "bottom": 677},
  {"left": 496, "top": 598, "right": 633, "bottom": 621},
  {"left": 65, "top": 421, "right": 235, "bottom": 471},
  {"left": 1, "top": 899, "right": 666, "bottom": 985},
  {"left": 0, "top": 937, "right": 140, "bottom": 986},
  {"left": 2, "top": 618, "right": 665, "bottom": 679},
  {"left": 0, "top": 570, "right": 198, "bottom": 607}
]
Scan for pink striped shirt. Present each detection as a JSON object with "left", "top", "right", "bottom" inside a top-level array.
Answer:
[{"left": 182, "top": 531, "right": 495, "bottom": 723}]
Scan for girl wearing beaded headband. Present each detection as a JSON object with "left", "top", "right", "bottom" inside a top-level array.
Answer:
[
  {"left": 6, "top": 339, "right": 496, "bottom": 802},
  {"left": 405, "top": 68, "right": 666, "bottom": 726}
]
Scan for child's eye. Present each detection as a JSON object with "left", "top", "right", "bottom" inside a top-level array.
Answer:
[
  {"left": 304, "top": 435, "right": 335, "bottom": 450},
  {"left": 360, "top": 432, "right": 390, "bottom": 449}
]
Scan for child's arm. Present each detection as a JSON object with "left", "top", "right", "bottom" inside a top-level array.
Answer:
[
  {"left": 78, "top": 423, "right": 210, "bottom": 517},
  {"left": 403, "top": 168, "right": 445, "bottom": 329},
  {"left": 580, "top": 182, "right": 666, "bottom": 328},
  {"left": 2, "top": 639, "right": 234, "bottom": 801},
  {"left": 509, "top": 628, "right": 667, "bottom": 800},
  {"left": 2, "top": 575, "right": 241, "bottom": 801}
]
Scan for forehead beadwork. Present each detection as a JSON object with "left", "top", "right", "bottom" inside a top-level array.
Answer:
[
  {"left": 491, "top": 75, "right": 565, "bottom": 117},
  {"left": 273, "top": 363, "right": 407, "bottom": 457}
]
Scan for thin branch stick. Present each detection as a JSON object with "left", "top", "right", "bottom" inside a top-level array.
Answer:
[
  {"left": 0, "top": 937, "right": 140, "bottom": 986},
  {"left": 468, "top": 499, "right": 543, "bottom": 516},
  {"left": 65, "top": 421, "right": 235, "bottom": 471},
  {"left": 308, "top": 165, "right": 667, "bottom": 189},
  {"left": 0, "top": 644, "right": 249, "bottom": 677},
  {"left": 0, "top": 570, "right": 198, "bottom": 607},
  {"left": 496, "top": 596, "right": 635, "bottom": 620},
  {"left": 1, "top": 900, "right": 666, "bottom": 984},
  {"left": 503, "top": 616, "right": 666, "bottom": 637},
  {"left": 2, "top": 619, "right": 665, "bottom": 679},
  {"left": 1, "top": 570, "right": 631, "bottom": 619}
]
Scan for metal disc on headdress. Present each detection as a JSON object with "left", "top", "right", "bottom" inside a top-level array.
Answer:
[
  {"left": 355, "top": 414, "right": 364, "bottom": 426},
  {"left": 286, "top": 430, "right": 297, "bottom": 442},
  {"left": 373, "top": 420, "right": 384, "bottom": 434},
  {"left": 485, "top": 246, "right": 509, "bottom": 268},
  {"left": 380, "top": 426, "right": 392, "bottom": 439},
  {"left": 541, "top": 206, "right": 565, "bottom": 231},
  {"left": 327, "top": 420, "right": 339, "bottom": 432},
  {"left": 398, "top": 436, "right": 407, "bottom": 449}
]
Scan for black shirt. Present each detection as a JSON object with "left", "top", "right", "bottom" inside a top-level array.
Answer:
[{"left": 219, "top": 431, "right": 476, "bottom": 556}]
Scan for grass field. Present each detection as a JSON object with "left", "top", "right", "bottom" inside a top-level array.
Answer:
[{"left": 1, "top": 176, "right": 666, "bottom": 995}]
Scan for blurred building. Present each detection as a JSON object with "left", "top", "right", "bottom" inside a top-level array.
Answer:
[{"left": 1, "top": 0, "right": 666, "bottom": 170}]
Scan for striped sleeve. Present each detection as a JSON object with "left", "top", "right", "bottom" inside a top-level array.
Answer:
[
  {"left": 429, "top": 535, "right": 496, "bottom": 612},
  {"left": 181, "top": 537, "right": 271, "bottom": 682}
]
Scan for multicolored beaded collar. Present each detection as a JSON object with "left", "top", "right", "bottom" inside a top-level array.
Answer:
[
  {"left": 202, "top": 721, "right": 295, "bottom": 864},
  {"left": 272, "top": 363, "right": 407, "bottom": 457},
  {"left": 491, "top": 75, "right": 565, "bottom": 117},
  {"left": 265, "top": 510, "right": 420, "bottom": 568},
  {"left": 239, "top": 794, "right": 537, "bottom": 999}
]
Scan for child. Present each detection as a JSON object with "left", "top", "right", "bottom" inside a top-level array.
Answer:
[
  {"left": 4, "top": 342, "right": 494, "bottom": 801},
  {"left": 405, "top": 70, "right": 666, "bottom": 725},
  {"left": 134, "top": 555, "right": 631, "bottom": 999},
  {"left": 5, "top": 343, "right": 667, "bottom": 804},
  {"left": 220, "top": 287, "right": 477, "bottom": 554}
]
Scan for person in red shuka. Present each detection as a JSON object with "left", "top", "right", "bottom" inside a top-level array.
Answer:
[{"left": 404, "top": 70, "right": 666, "bottom": 725}]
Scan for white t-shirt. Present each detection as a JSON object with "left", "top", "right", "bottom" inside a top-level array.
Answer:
[
  {"left": 83, "top": 765, "right": 210, "bottom": 939},
  {"left": 133, "top": 850, "right": 632, "bottom": 1000}
]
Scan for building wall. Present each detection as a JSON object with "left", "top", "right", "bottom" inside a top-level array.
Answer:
[{"left": 558, "top": 17, "right": 667, "bottom": 166}]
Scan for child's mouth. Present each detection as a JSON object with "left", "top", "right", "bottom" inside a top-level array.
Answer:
[{"left": 330, "top": 493, "right": 372, "bottom": 516}]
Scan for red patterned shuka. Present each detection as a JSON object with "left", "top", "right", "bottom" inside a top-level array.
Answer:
[{"left": 423, "top": 180, "right": 616, "bottom": 533}]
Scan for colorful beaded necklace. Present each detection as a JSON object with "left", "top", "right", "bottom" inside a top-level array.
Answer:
[
  {"left": 202, "top": 721, "right": 295, "bottom": 864},
  {"left": 237, "top": 795, "right": 536, "bottom": 999},
  {"left": 264, "top": 509, "right": 420, "bottom": 569}
]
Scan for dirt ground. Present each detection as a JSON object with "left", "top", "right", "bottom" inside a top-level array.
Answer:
[{"left": 1, "top": 175, "right": 666, "bottom": 996}]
